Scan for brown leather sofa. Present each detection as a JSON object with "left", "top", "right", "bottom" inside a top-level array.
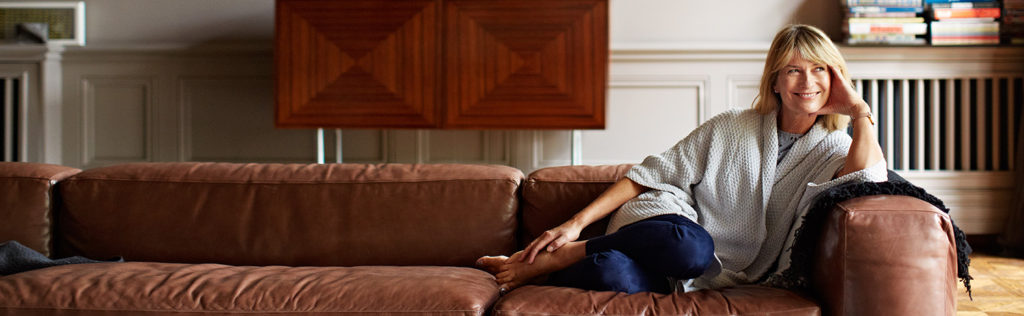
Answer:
[{"left": 0, "top": 162, "right": 958, "bottom": 315}]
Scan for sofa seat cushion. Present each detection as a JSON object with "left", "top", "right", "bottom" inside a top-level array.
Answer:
[
  {"left": 0, "top": 262, "right": 499, "bottom": 315},
  {"left": 493, "top": 285, "right": 819, "bottom": 316}
]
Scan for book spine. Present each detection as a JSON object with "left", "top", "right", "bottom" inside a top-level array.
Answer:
[
  {"left": 1005, "top": 14, "right": 1024, "bottom": 24},
  {"left": 850, "top": 12, "right": 920, "bottom": 17},
  {"left": 932, "top": 35, "right": 1001, "bottom": 39},
  {"left": 925, "top": 0, "right": 998, "bottom": 3},
  {"left": 847, "top": 0, "right": 923, "bottom": 7},
  {"left": 930, "top": 21, "right": 1000, "bottom": 36},
  {"left": 848, "top": 6, "right": 925, "bottom": 13},
  {"left": 849, "top": 22, "right": 929, "bottom": 34},
  {"left": 851, "top": 33, "right": 919, "bottom": 40},
  {"left": 933, "top": 8, "right": 1001, "bottom": 19},
  {"left": 848, "top": 34, "right": 926, "bottom": 45},
  {"left": 848, "top": 17, "right": 926, "bottom": 23},
  {"left": 847, "top": 38, "right": 928, "bottom": 44},
  {"left": 930, "top": 1, "right": 999, "bottom": 8},
  {"left": 931, "top": 36, "right": 1000, "bottom": 45}
]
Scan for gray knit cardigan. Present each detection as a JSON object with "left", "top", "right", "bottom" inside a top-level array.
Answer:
[{"left": 609, "top": 108, "right": 888, "bottom": 291}]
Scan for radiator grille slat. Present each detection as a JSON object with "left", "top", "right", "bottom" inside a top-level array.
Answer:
[
  {"left": 993, "top": 78, "right": 1002, "bottom": 170},
  {"left": 905, "top": 78, "right": 913, "bottom": 169},
  {"left": 977, "top": 79, "right": 987, "bottom": 171},
  {"left": 3, "top": 78, "right": 13, "bottom": 162},
  {"left": 856, "top": 76, "right": 1022, "bottom": 171},
  {"left": 1011, "top": 78, "right": 1018, "bottom": 170},
  {"left": 1, "top": 76, "right": 22, "bottom": 163},
  {"left": 921, "top": 78, "right": 929, "bottom": 169},
  {"left": 886, "top": 79, "right": 896, "bottom": 168},
  {"left": 946, "top": 79, "right": 956, "bottom": 170},
  {"left": 930, "top": 79, "right": 939, "bottom": 169}
]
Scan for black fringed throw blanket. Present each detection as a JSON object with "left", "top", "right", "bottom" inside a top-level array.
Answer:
[{"left": 772, "top": 170, "right": 973, "bottom": 297}]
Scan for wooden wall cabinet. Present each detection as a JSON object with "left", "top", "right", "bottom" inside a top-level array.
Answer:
[{"left": 275, "top": 0, "right": 607, "bottom": 129}]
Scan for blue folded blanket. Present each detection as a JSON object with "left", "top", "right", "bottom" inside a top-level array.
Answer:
[{"left": 0, "top": 240, "right": 122, "bottom": 276}]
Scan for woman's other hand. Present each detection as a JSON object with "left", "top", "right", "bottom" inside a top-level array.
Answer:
[
  {"left": 520, "top": 222, "right": 583, "bottom": 264},
  {"left": 818, "top": 65, "right": 869, "bottom": 117}
]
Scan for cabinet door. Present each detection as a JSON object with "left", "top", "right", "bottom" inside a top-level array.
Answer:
[
  {"left": 443, "top": 0, "right": 607, "bottom": 129},
  {"left": 275, "top": 0, "right": 442, "bottom": 128}
]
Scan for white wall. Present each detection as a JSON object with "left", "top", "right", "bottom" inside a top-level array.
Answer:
[
  {"left": 63, "top": 0, "right": 274, "bottom": 45},
  {"left": 610, "top": 0, "right": 841, "bottom": 43}
]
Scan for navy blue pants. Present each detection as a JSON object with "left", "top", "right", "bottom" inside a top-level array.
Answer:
[{"left": 545, "top": 214, "right": 715, "bottom": 294}]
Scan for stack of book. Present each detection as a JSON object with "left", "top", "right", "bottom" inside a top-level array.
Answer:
[
  {"left": 1005, "top": 0, "right": 1024, "bottom": 44},
  {"left": 843, "top": 0, "right": 928, "bottom": 45},
  {"left": 928, "top": 0, "right": 1001, "bottom": 45}
]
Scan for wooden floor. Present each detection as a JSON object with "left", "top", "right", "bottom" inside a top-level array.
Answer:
[{"left": 957, "top": 253, "right": 1024, "bottom": 315}]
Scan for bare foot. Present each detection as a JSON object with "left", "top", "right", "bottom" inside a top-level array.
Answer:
[
  {"left": 495, "top": 241, "right": 586, "bottom": 291},
  {"left": 475, "top": 255, "right": 508, "bottom": 275}
]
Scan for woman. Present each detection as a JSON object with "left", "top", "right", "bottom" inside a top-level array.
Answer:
[{"left": 477, "top": 24, "right": 887, "bottom": 294}]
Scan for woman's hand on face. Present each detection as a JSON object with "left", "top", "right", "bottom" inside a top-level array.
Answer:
[
  {"left": 520, "top": 222, "right": 583, "bottom": 264},
  {"left": 819, "top": 65, "right": 869, "bottom": 117}
]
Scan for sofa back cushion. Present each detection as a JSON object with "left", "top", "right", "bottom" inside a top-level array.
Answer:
[
  {"left": 520, "top": 164, "right": 632, "bottom": 248},
  {"left": 55, "top": 163, "right": 522, "bottom": 267},
  {"left": 0, "top": 163, "right": 81, "bottom": 257}
]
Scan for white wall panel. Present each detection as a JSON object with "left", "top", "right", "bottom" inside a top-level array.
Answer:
[
  {"left": 728, "top": 77, "right": 761, "bottom": 110},
  {"left": 81, "top": 77, "right": 153, "bottom": 167},
  {"left": 903, "top": 171, "right": 1016, "bottom": 234},
  {"left": 421, "top": 130, "right": 509, "bottom": 164},
  {"left": 535, "top": 130, "right": 571, "bottom": 169},
  {"left": 327, "top": 130, "right": 388, "bottom": 163},
  {"left": 181, "top": 77, "right": 314, "bottom": 163},
  {"left": 580, "top": 77, "right": 705, "bottom": 166}
]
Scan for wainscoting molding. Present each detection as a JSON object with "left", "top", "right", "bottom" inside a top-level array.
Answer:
[
  {"left": 79, "top": 76, "right": 155, "bottom": 168},
  {"left": 727, "top": 76, "right": 761, "bottom": 110},
  {"left": 418, "top": 130, "right": 511, "bottom": 165},
  {"left": 178, "top": 76, "right": 314, "bottom": 163}
]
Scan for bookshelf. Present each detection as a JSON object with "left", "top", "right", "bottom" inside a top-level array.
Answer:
[{"left": 842, "top": 0, "right": 1024, "bottom": 45}]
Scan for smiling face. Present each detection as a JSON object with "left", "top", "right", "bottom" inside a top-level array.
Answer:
[{"left": 774, "top": 52, "right": 831, "bottom": 116}]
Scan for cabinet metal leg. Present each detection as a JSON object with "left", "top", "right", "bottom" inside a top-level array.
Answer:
[
  {"left": 335, "top": 129, "right": 343, "bottom": 163},
  {"left": 316, "top": 128, "right": 325, "bottom": 164},
  {"left": 571, "top": 130, "right": 582, "bottom": 165}
]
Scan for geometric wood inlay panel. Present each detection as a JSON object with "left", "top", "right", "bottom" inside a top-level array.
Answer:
[
  {"left": 444, "top": 0, "right": 607, "bottom": 129},
  {"left": 276, "top": 0, "right": 440, "bottom": 128}
]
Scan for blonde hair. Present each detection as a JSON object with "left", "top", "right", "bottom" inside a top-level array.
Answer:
[{"left": 753, "top": 24, "right": 851, "bottom": 131}]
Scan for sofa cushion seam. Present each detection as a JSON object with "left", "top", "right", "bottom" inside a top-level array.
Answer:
[{"left": 0, "top": 176, "right": 62, "bottom": 182}]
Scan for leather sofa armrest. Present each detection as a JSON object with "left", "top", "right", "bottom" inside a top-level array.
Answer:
[
  {"left": 0, "top": 162, "right": 81, "bottom": 257},
  {"left": 812, "top": 195, "right": 957, "bottom": 316}
]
